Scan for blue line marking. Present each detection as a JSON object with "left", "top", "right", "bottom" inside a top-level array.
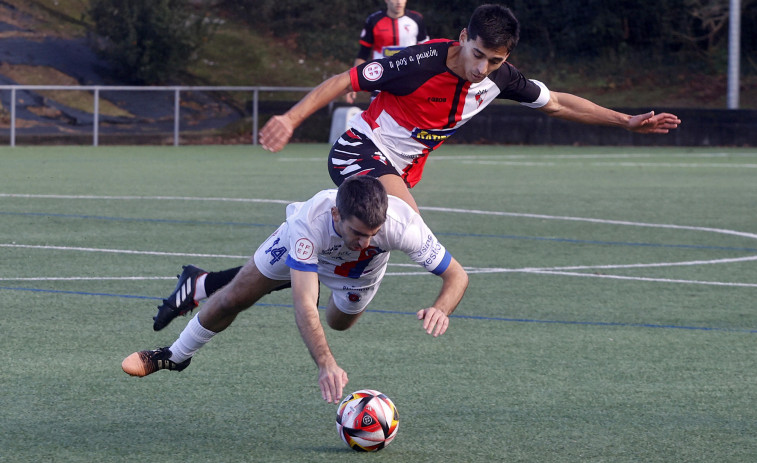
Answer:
[{"left": 2, "top": 286, "right": 754, "bottom": 334}]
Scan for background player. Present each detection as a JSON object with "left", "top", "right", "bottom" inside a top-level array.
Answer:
[
  {"left": 124, "top": 177, "right": 469, "bottom": 403},
  {"left": 345, "top": 0, "right": 429, "bottom": 103}
]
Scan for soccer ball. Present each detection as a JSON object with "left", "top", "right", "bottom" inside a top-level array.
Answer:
[{"left": 336, "top": 389, "right": 399, "bottom": 452}]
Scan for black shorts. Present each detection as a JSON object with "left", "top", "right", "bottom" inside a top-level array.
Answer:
[{"left": 327, "top": 129, "right": 403, "bottom": 186}]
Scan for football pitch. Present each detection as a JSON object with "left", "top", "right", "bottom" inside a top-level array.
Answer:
[{"left": 1, "top": 143, "right": 756, "bottom": 462}]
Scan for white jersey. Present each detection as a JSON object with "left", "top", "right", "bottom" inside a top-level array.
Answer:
[
  {"left": 284, "top": 189, "right": 450, "bottom": 280},
  {"left": 252, "top": 189, "right": 452, "bottom": 314}
]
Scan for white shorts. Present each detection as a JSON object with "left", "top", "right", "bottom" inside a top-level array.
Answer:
[{"left": 253, "top": 223, "right": 385, "bottom": 315}]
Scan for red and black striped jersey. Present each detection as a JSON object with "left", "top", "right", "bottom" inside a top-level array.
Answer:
[
  {"left": 347, "top": 39, "right": 550, "bottom": 187},
  {"left": 357, "top": 10, "right": 429, "bottom": 61}
]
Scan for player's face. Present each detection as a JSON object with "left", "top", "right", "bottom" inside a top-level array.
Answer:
[
  {"left": 333, "top": 210, "right": 383, "bottom": 251},
  {"left": 385, "top": 0, "right": 407, "bottom": 18},
  {"left": 459, "top": 30, "right": 509, "bottom": 83}
]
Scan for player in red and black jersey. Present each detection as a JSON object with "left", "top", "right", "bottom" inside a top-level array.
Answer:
[
  {"left": 346, "top": 0, "right": 429, "bottom": 103},
  {"left": 261, "top": 4, "right": 681, "bottom": 212},
  {"left": 146, "top": 6, "right": 682, "bottom": 335},
  {"left": 357, "top": 1, "right": 429, "bottom": 63}
]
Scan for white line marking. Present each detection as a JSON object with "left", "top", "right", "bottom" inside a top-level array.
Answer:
[
  {"left": 419, "top": 206, "right": 757, "bottom": 241},
  {"left": 458, "top": 160, "right": 757, "bottom": 168},
  {"left": 0, "top": 243, "right": 248, "bottom": 259},
  {"left": 592, "top": 162, "right": 757, "bottom": 169},
  {"left": 0, "top": 193, "right": 290, "bottom": 204},
  {"left": 278, "top": 152, "right": 757, "bottom": 163},
  {"left": 3, "top": 193, "right": 756, "bottom": 289},
  {"left": 383, "top": 270, "right": 757, "bottom": 287},
  {"left": 514, "top": 271, "right": 757, "bottom": 288},
  {"left": 3, "top": 244, "right": 756, "bottom": 288},
  {"left": 0, "top": 277, "right": 176, "bottom": 281}
]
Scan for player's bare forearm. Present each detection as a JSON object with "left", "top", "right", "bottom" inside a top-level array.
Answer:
[
  {"left": 285, "top": 71, "right": 352, "bottom": 128},
  {"left": 291, "top": 270, "right": 347, "bottom": 402},
  {"left": 417, "top": 258, "right": 468, "bottom": 337},
  {"left": 539, "top": 92, "right": 680, "bottom": 134},
  {"left": 541, "top": 92, "right": 681, "bottom": 134},
  {"left": 433, "top": 257, "right": 468, "bottom": 315},
  {"left": 539, "top": 92, "right": 630, "bottom": 127},
  {"left": 291, "top": 271, "right": 335, "bottom": 368},
  {"left": 260, "top": 71, "right": 353, "bottom": 152}
]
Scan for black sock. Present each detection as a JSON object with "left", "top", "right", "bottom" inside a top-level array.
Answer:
[{"left": 204, "top": 266, "right": 243, "bottom": 296}]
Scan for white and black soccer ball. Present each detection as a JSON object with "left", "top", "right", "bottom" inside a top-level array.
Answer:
[{"left": 336, "top": 389, "right": 399, "bottom": 452}]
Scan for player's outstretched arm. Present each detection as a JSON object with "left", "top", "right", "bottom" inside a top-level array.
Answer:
[
  {"left": 626, "top": 111, "right": 682, "bottom": 134},
  {"left": 344, "top": 58, "right": 366, "bottom": 103},
  {"left": 259, "top": 71, "right": 353, "bottom": 152},
  {"left": 291, "top": 269, "right": 348, "bottom": 403},
  {"left": 538, "top": 91, "right": 681, "bottom": 134},
  {"left": 417, "top": 257, "right": 469, "bottom": 337}
]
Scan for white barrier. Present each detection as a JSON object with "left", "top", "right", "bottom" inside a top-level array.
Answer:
[
  {"left": 0, "top": 85, "right": 313, "bottom": 147},
  {"left": 328, "top": 106, "right": 362, "bottom": 145}
]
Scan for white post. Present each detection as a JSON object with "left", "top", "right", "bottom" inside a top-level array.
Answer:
[
  {"left": 727, "top": 0, "right": 741, "bottom": 109},
  {"left": 252, "top": 88, "right": 259, "bottom": 145},
  {"left": 174, "top": 88, "right": 181, "bottom": 146},
  {"left": 93, "top": 87, "right": 100, "bottom": 146},
  {"left": 10, "top": 87, "right": 16, "bottom": 147}
]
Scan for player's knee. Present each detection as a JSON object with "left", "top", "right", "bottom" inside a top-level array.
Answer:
[
  {"left": 326, "top": 308, "right": 362, "bottom": 331},
  {"left": 328, "top": 319, "right": 351, "bottom": 331}
]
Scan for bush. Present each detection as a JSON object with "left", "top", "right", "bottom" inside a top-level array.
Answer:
[{"left": 88, "top": 0, "right": 214, "bottom": 84}]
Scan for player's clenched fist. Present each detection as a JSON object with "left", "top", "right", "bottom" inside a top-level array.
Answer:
[{"left": 259, "top": 115, "right": 294, "bottom": 152}]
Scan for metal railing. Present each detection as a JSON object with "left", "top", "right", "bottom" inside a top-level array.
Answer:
[{"left": 0, "top": 85, "right": 314, "bottom": 147}]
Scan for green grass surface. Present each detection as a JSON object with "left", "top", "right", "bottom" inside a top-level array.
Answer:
[{"left": 1, "top": 144, "right": 756, "bottom": 462}]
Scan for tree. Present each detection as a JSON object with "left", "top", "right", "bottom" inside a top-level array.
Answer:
[{"left": 88, "top": 0, "right": 214, "bottom": 84}]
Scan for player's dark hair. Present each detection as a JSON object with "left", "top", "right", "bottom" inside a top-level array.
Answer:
[
  {"left": 336, "top": 176, "right": 388, "bottom": 229},
  {"left": 467, "top": 4, "right": 520, "bottom": 52}
]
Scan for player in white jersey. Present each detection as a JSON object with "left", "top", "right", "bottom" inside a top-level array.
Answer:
[{"left": 122, "top": 177, "right": 469, "bottom": 403}]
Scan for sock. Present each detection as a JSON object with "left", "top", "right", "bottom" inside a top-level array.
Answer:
[
  {"left": 204, "top": 266, "right": 243, "bottom": 297},
  {"left": 169, "top": 314, "right": 217, "bottom": 363},
  {"left": 194, "top": 273, "right": 208, "bottom": 301}
]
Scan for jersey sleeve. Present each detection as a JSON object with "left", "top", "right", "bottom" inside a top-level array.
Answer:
[
  {"left": 284, "top": 199, "right": 330, "bottom": 273},
  {"left": 349, "top": 42, "right": 447, "bottom": 94},
  {"left": 407, "top": 10, "right": 429, "bottom": 43},
  {"left": 396, "top": 212, "right": 452, "bottom": 276},
  {"left": 494, "top": 63, "right": 551, "bottom": 108},
  {"left": 356, "top": 11, "right": 379, "bottom": 61}
]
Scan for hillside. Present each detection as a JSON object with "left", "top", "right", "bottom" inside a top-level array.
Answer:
[{"left": 0, "top": 0, "right": 755, "bottom": 143}]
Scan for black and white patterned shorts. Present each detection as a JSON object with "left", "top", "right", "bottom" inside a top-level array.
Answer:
[{"left": 327, "top": 129, "right": 402, "bottom": 186}]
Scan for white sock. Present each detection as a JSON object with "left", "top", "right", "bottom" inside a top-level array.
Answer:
[
  {"left": 169, "top": 314, "right": 216, "bottom": 363},
  {"left": 194, "top": 273, "right": 208, "bottom": 301}
]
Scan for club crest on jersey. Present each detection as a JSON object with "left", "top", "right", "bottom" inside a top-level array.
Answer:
[
  {"left": 362, "top": 62, "right": 383, "bottom": 82},
  {"left": 295, "top": 238, "right": 314, "bottom": 260},
  {"left": 475, "top": 89, "right": 488, "bottom": 108},
  {"left": 411, "top": 127, "right": 457, "bottom": 149}
]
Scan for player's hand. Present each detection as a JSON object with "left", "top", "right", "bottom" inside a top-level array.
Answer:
[
  {"left": 318, "top": 362, "right": 348, "bottom": 404},
  {"left": 627, "top": 111, "right": 681, "bottom": 134},
  {"left": 259, "top": 114, "right": 294, "bottom": 152},
  {"left": 417, "top": 307, "right": 450, "bottom": 337},
  {"left": 344, "top": 91, "right": 357, "bottom": 104}
]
